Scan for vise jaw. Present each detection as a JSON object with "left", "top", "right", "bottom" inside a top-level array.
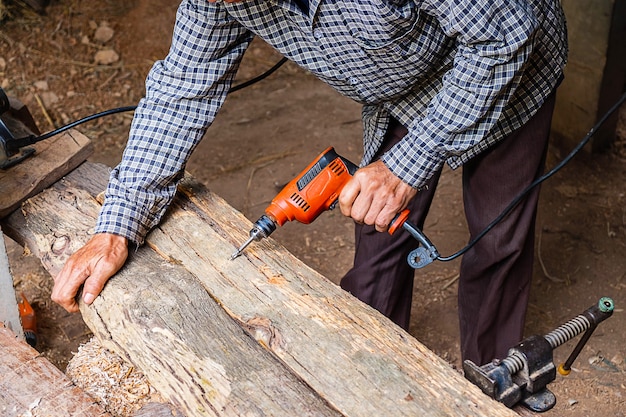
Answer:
[{"left": 463, "top": 335, "right": 557, "bottom": 412}]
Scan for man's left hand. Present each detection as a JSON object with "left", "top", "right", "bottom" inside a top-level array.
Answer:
[{"left": 338, "top": 160, "right": 417, "bottom": 232}]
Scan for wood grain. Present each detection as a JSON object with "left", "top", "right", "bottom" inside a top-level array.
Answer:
[
  {"left": 0, "top": 324, "right": 110, "bottom": 417},
  {"left": 0, "top": 126, "right": 92, "bottom": 218}
]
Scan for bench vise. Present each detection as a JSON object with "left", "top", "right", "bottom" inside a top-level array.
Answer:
[{"left": 463, "top": 297, "right": 614, "bottom": 412}]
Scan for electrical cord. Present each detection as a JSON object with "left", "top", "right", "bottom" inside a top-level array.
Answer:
[
  {"left": 438, "top": 90, "right": 626, "bottom": 262},
  {"left": 6, "top": 57, "right": 289, "bottom": 151}
]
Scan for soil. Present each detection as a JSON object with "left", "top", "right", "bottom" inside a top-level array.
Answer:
[{"left": 1, "top": 1, "right": 625, "bottom": 416}]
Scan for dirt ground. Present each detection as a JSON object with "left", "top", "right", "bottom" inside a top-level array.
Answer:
[{"left": 1, "top": 1, "right": 625, "bottom": 416}]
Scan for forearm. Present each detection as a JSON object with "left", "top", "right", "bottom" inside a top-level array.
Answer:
[{"left": 95, "top": 0, "right": 253, "bottom": 244}]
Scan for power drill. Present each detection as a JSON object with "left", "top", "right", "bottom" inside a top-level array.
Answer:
[
  {"left": 230, "top": 146, "right": 440, "bottom": 266},
  {"left": 230, "top": 147, "right": 358, "bottom": 259}
]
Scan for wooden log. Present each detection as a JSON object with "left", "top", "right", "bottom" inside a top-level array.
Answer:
[
  {"left": 3, "top": 162, "right": 519, "bottom": 417},
  {"left": 7, "top": 164, "right": 345, "bottom": 417},
  {"left": 0, "top": 323, "right": 110, "bottom": 417}
]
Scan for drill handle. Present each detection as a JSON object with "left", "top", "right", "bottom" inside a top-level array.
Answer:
[{"left": 340, "top": 156, "right": 359, "bottom": 175}]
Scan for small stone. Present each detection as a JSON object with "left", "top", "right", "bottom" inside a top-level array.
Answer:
[
  {"left": 0, "top": 57, "right": 6, "bottom": 71},
  {"left": 94, "top": 49, "right": 119, "bottom": 65},
  {"left": 40, "top": 91, "right": 59, "bottom": 107},
  {"left": 34, "top": 80, "right": 49, "bottom": 91},
  {"left": 94, "top": 25, "right": 114, "bottom": 43}
]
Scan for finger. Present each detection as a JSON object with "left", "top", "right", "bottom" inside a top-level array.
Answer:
[
  {"left": 374, "top": 204, "right": 400, "bottom": 232},
  {"left": 338, "top": 178, "right": 360, "bottom": 217},
  {"left": 81, "top": 253, "right": 126, "bottom": 305},
  {"left": 81, "top": 275, "right": 107, "bottom": 305},
  {"left": 362, "top": 194, "right": 388, "bottom": 226},
  {"left": 52, "top": 263, "right": 88, "bottom": 313}
]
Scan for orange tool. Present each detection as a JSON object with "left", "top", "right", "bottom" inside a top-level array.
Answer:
[
  {"left": 230, "top": 147, "right": 440, "bottom": 268},
  {"left": 18, "top": 293, "right": 37, "bottom": 348},
  {"left": 230, "top": 147, "right": 358, "bottom": 259}
]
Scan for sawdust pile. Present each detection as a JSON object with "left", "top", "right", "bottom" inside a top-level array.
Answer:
[{"left": 66, "top": 337, "right": 166, "bottom": 417}]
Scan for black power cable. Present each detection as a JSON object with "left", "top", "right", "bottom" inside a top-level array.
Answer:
[
  {"left": 437, "top": 90, "right": 626, "bottom": 262},
  {"left": 6, "top": 57, "right": 289, "bottom": 151}
]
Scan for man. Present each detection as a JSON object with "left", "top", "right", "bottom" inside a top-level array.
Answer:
[{"left": 52, "top": 0, "right": 567, "bottom": 366}]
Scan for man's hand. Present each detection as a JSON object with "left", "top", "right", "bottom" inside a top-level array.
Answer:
[
  {"left": 52, "top": 233, "right": 128, "bottom": 313},
  {"left": 339, "top": 160, "right": 417, "bottom": 232}
]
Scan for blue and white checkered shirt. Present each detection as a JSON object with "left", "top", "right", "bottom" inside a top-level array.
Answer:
[{"left": 96, "top": 0, "right": 567, "bottom": 244}]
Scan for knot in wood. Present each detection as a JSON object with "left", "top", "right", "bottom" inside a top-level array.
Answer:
[
  {"left": 242, "top": 316, "right": 284, "bottom": 352},
  {"left": 51, "top": 235, "right": 70, "bottom": 255}
]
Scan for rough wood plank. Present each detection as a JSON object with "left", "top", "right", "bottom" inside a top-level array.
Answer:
[
  {"left": 0, "top": 324, "right": 110, "bottom": 417},
  {"left": 7, "top": 162, "right": 519, "bottom": 417},
  {"left": 0, "top": 128, "right": 93, "bottom": 218},
  {"left": 148, "top": 178, "right": 519, "bottom": 417}
]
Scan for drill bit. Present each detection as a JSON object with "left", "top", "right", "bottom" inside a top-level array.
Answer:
[
  {"left": 230, "top": 235, "right": 256, "bottom": 260},
  {"left": 230, "top": 215, "right": 277, "bottom": 260}
]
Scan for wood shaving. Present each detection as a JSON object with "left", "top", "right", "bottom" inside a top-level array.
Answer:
[{"left": 66, "top": 337, "right": 166, "bottom": 417}]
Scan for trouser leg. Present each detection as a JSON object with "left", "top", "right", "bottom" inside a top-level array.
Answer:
[
  {"left": 340, "top": 118, "right": 441, "bottom": 330},
  {"left": 459, "top": 92, "right": 557, "bottom": 365}
]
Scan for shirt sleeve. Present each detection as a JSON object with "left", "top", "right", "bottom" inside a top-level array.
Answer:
[
  {"left": 382, "top": 0, "right": 539, "bottom": 188},
  {"left": 95, "top": 0, "right": 254, "bottom": 244}
]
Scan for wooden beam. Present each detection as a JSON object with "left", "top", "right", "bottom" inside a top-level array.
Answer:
[
  {"left": 3, "top": 162, "right": 519, "bottom": 417},
  {"left": 0, "top": 323, "right": 110, "bottom": 417}
]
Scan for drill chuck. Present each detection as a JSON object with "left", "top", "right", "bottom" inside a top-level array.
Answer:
[
  {"left": 230, "top": 215, "right": 277, "bottom": 260},
  {"left": 251, "top": 214, "right": 277, "bottom": 239}
]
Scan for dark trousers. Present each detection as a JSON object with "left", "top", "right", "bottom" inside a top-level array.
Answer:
[{"left": 341, "top": 93, "right": 557, "bottom": 365}]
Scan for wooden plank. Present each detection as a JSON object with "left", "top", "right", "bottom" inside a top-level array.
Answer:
[
  {"left": 5, "top": 162, "right": 519, "bottom": 417},
  {"left": 0, "top": 323, "right": 110, "bottom": 417},
  {"left": 0, "top": 126, "right": 93, "bottom": 218}
]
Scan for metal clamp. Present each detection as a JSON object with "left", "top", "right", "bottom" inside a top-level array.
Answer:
[{"left": 463, "top": 297, "right": 615, "bottom": 412}]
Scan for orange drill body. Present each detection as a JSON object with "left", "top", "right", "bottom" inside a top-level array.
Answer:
[
  {"left": 230, "top": 147, "right": 358, "bottom": 259},
  {"left": 265, "top": 146, "right": 357, "bottom": 226},
  {"left": 229, "top": 146, "right": 435, "bottom": 266}
]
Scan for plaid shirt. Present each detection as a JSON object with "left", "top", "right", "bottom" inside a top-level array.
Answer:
[{"left": 97, "top": 0, "right": 567, "bottom": 244}]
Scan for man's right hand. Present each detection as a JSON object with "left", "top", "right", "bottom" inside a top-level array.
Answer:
[{"left": 52, "top": 233, "right": 128, "bottom": 313}]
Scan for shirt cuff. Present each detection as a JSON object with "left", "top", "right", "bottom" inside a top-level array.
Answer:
[
  {"left": 380, "top": 134, "right": 445, "bottom": 190},
  {"left": 94, "top": 196, "right": 154, "bottom": 246}
]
